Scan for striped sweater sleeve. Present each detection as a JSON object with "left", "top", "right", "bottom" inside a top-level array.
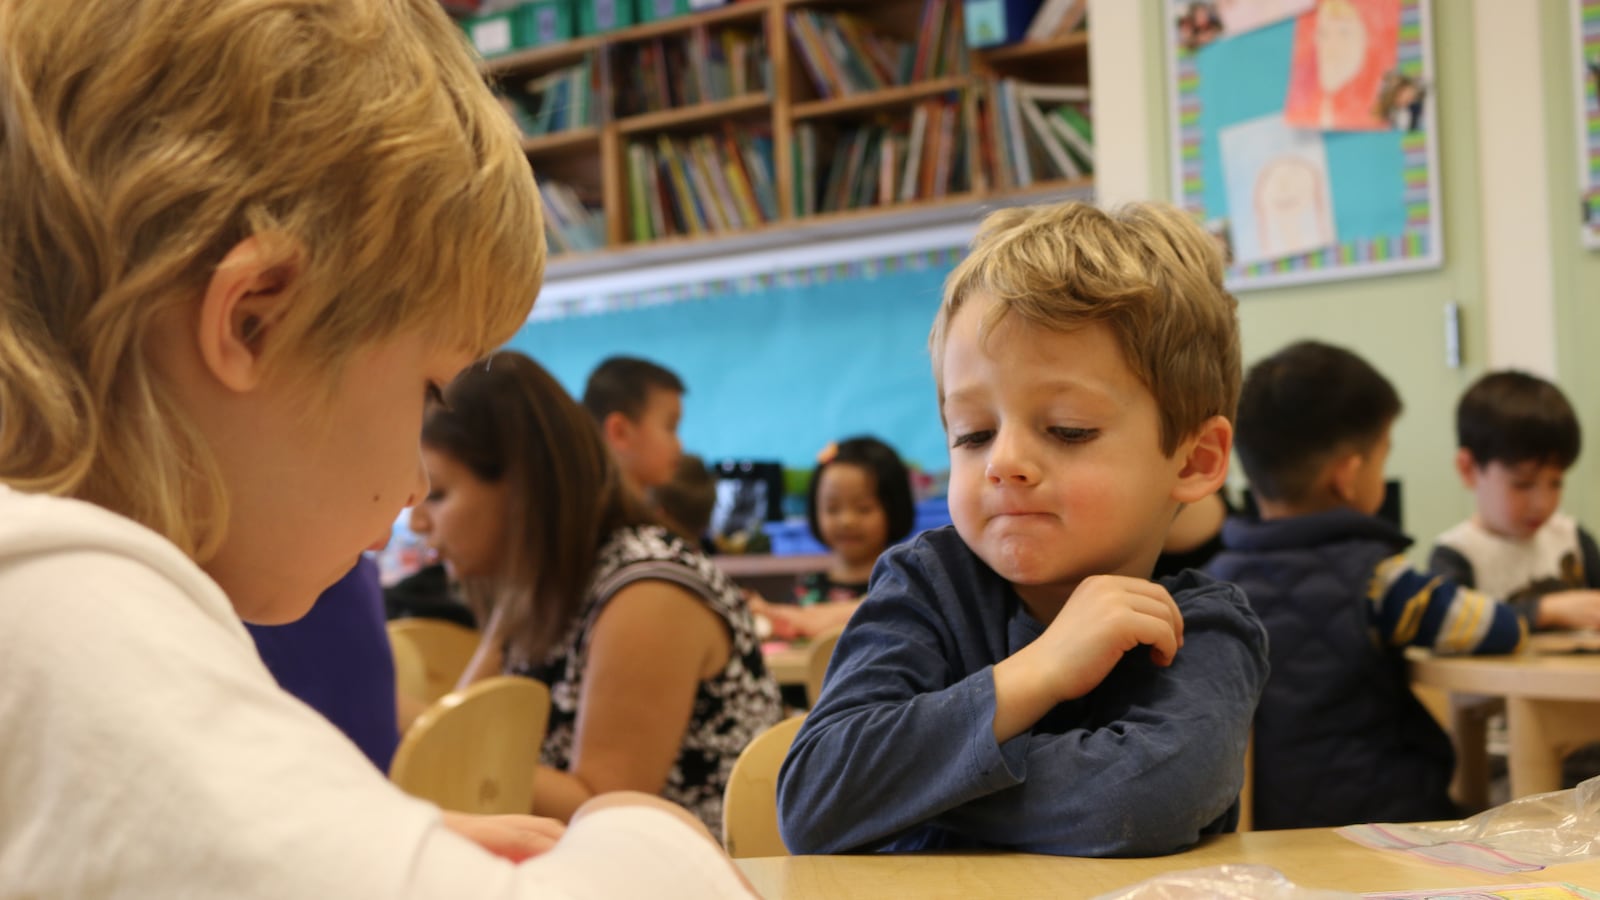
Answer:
[{"left": 1367, "top": 554, "right": 1527, "bottom": 655}]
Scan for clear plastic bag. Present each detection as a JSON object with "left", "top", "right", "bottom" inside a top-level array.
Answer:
[
  {"left": 1090, "top": 864, "right": 1358, "bottom": 900},
  {"left": 1349, "top": 775, "right": 1600, "bottom": 867}
]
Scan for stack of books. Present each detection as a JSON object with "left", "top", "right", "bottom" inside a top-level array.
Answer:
[
  {"left": 625, "top": 125, "right": 779, "bottom": 240},
  {"left": 793, "top": 94, "right": 975, "bottom": 217},
  {"left": 540, "top": 180, "right": 607, "bottom": 255},
  {"left": 613, "top": 24, "right": 770, "bottom": 117},
  {"left": 787, "top": 0, "right": 967, "bottom": 99},
  {"left": 974, "top": 78, "right": 1092, "bottom": 191},
  {"left": 507, "top": 55, "right": 596, "bottom": 137}
]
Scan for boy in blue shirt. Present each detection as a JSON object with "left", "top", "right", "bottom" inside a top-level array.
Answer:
[
  {"left": 1206, "top": 341, "right": 1526, "bottom": 831},
  {"left": 778, "top": 201, "right": 1269, "bottom": 856}
]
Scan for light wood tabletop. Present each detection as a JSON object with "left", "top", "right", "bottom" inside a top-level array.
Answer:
[
  {"left": 1409, "top": 636, "right": 1600, "bottom": 799},
  {"left": 735, "top": 827, "right": 1600, "bottom": 899},
  {"left": 761, "top": 640, "right": 809, "bottom": 687}
]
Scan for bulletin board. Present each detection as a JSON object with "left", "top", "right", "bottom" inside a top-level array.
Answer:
[
  {"left": 1164, "top": 0, "right": 1442, "bottom": 291},
  {"left": 1574, "top": 0, "right": 1600, "bottom": 249}
]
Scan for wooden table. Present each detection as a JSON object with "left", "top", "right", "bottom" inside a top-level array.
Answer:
[
  {"left": 762, "top": 640, "right": 809, "bottom": 687},
  {"left": 735, "top": 827, "right": 1600, "bottom": 898},
  {"left": 1409, "top": 636, "right": 1600, "bottom": 800}
]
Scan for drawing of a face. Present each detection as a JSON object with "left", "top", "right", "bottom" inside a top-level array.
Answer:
[
  {"left": 1314, "top": 0, "right": 1368, "bottom": 94},
  {"left": 1255, "top": 157, "right": 1331, "bottom": 255}
]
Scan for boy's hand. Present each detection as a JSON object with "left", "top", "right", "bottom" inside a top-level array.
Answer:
[
  {"left": 992, "top": 576, "right": 1184, "bottom": 743},
  {"left": 440, "top": 810, "right": 566, "bottom": 862},
  {"left": 1037, "top": 575, "right": 1186, "bottom": 700},
  {"left": 1537, "top": 589, "right": 1600, "bottom": 631}
]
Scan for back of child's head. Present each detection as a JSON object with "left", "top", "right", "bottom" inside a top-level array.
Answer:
[
  {"left": 929, "top": 201, "right": 1241, "bottom": 456},
  {"left": 806, "top": 436, "right": 916, "bottom": 549},
  {"left": 581, "top": 355, "right": 686, "bottom": 423},
  {"left": 1456, "top": 371, "right": 1581, "bottom": 470},
  {"left": 0, "top": 0, "right": 542, "bottom": 559},
  {"left": 424, "top": 350, "right": 648, "bottom": 666},
  {"left": 655, "top": 453, "right": 717, "bottom": 540},
  {"left": 1235, "top": 341, "right": 1402, "bottom": 506}
]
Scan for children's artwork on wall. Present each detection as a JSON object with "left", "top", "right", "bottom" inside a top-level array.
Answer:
[
  {"left": 1165, "top": 0, "right": 1441, "bottom": 291},
  {"left": 1214, "top": 0, "right": 1314, "bottom": 38},
  {"left": 1573, "top": 0, "right": 1600, "bottom": 249},
  {"left": 1220, "top": 115, "right": 1336, "bottom": 264},
  {"left": 1283, "top": 0, "right": 1401, "bottom": 132}
]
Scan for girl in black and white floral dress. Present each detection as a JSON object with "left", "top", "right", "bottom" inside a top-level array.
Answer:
[{"left": 411, "top": 351, "right": 780, "bottom": 837}]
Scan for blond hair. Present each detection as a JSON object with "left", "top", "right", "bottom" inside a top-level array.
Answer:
[
  {"left": 0, "top": 0, "right": 544, "bottom": 560},
  {"left": 930, "top": 201, "right": 1240, "bottom": 455}
]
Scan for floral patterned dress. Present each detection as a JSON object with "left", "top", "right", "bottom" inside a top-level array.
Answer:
[{"left": 514, "top": 525, "right": 782, "bottom": 834}]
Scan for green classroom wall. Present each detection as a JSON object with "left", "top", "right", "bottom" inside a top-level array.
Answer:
[
  {"left": 1542, "top": 0, "right": 1600, "bottom": 535},
  {"left": 1139, "top": 0, "right": 1490, "bottom": 552}
]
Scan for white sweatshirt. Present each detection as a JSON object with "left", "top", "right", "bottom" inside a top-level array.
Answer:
[{"left": 0, "top": 486, "right": 753, "bottom": 899}]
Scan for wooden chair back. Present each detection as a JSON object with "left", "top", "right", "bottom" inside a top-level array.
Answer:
[
  {"left": 722, "top": 714, "right": 806, "bottom": 858},
  {"left": 389, "top": 630, "right": 429, "bottom": 705},
  {"left": 387, "top": 619, "right": 480, "bottom": 703},
  {"left": 1239, "top": 729, "right": 1255, "bottom": 832},
  {"left": 803, "top": 627, "right": 845, "bottom": 708},
  {"left": 389, "top": 675, "right": 550, "bottom": 814}
]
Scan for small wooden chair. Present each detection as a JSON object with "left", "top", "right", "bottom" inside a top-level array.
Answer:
[
  {"left": 722, "top": 714, "right": 806, "bottom": 858},
  {"left": 389, "top": 675, "right": 551, "bottom": 815},
  {"left": 387, "top": 619, "right": 481, "bottom": 703},
  {"left": 803, "top": 627, "right": 844, "bottom": 708}
]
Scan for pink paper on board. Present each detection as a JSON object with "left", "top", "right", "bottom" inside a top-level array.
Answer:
[{"left": 1283, "top": 0, "right": 1401, "bottom": 131}]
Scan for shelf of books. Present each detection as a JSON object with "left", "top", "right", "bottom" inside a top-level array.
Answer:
[{"left": 473, "top": 0, "right": 1092, "bottom": 269}]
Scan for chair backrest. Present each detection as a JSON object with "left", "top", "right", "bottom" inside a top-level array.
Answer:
[
  {"left": 387, "top": 619, "right": 481, "bottom": 703},
  {"left": 803, "top": 627, "right": 844, "bottom": 708},
  {"left": 389, "top": 675, "right": 551, "bottom": 814},
  {"left": 1238, "top": 729, "right": 1255, "bottom": 832},
  {"left": 723, "top": 714, "right": 806, "bottom": 858},
  {"left": 389, "top": 630, "right": 429, "bottom": 705}
]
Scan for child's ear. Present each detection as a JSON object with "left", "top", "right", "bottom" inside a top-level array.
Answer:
[
  {"left": 1328, "top": 452, "right": 1364, "bottom": 505},
  {"left": 1454, "top": 448, "right": 1481, "bottom": 488},
  {"left": 603, "top": 411, "right": 634, "bottom": 450},
  {"left": 1172, "top": 415, "right": 1233, "bottom": 504},
  {"left": 196, "top": 236, "right": 302, "bottom": 392}
]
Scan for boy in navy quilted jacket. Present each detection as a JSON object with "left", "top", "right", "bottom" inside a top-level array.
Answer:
[
  {"left": 1205, "top": 341, "right": 1526, "bottom": 831},
  {"left": 779, "top": 201, "right": 1269, "bottom": 856}
]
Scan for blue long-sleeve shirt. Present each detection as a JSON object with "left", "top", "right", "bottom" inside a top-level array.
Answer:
[{"left": 777, "top": 526, "right": 1269, "bottom": 856}]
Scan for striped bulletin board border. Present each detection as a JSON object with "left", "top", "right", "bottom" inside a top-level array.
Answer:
[
  {"left": 528, "top": 246, "right": 966, "bottom": 321},
  {"left": 1575, "top": 0, "right": 1600, "bottom": 249},
  {"left": 1166, "top": 0, "right": 1443, "bottom": 291}
]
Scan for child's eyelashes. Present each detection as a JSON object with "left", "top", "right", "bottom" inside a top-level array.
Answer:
[
  {"left": 951, "top": 430, "right": 994, "bottom": 449},
  {"left": 1049, "top": 426, "right": 1099, "bottom": 444}
]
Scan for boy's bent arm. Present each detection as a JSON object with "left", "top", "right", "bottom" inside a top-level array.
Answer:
[
  {"left": 776, "top": 549, "right": 1268, "bottom": 856},
  {"left": 923, "top": 585, "right": 1267, "bottom": 856},
  {"left": 1370, "top": 555, "right": 1526, "bottom": 654}
]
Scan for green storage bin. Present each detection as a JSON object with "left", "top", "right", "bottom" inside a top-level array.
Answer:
[
  {"left": 463, "top": 1, "right": 574, "bottom": 55},
  {"left": 518, "top": 0, "right": 576, "bottom": 48},
  {"left": 636, "top": 0, "right": 689, "bottom": 23},
  {"left": 578, "top": 0, "right": 636, "bottom": 34},
  {"left": 463, "top": 8, "right": 522, "bottom": 56}
]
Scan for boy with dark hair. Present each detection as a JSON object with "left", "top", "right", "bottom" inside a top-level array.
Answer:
[
  {"left": 582, "top": 355, "right": 686, "bottom": 492},
  {"left": 1430, "top": 371, "right": 1600, "bottom": 631},
  {"left": 1205, "top": 341, "right": 1526, "bottom": 831},
  {"left": 778, "top": 201, "right": 1268, "bottom": 856}
]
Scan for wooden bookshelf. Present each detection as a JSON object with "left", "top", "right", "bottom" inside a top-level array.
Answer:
[
  {"left": 791, "top": 76, "right": 970, "bottom": 122},
  {"left": 616, "top": 93, "right": 771, "bottom": 135},
  {"left": 975, "top": 30, "right": 1089, "bottom": 65},
  {"left": 522, "top": 127, "right": 600, "bottom": 158},
  {"left": 477, "top": 0, "right": 1094, "bottom": 264}
]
